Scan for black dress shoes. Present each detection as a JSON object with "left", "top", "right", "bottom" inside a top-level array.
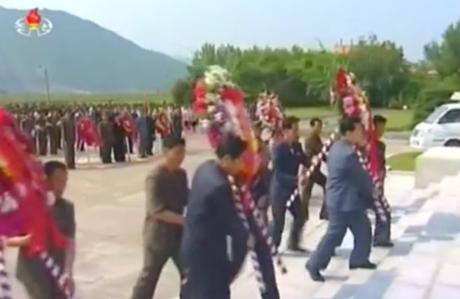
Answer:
[
  {"left": 288, "top": 246, "right": 310, "bottom": 254},
  {"left": 373, "top": 241, "right": 394, "bottom": 248},
  {"left": 306, "top": 263, "right": 325, "bottom": 282},
  {"left": 349, "top": 262, "right": 377, "bottom": 270}
]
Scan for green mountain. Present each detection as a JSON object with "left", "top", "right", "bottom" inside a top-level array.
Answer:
[{"left": 0, "top": 7, "right": 187, "bottom": 93}]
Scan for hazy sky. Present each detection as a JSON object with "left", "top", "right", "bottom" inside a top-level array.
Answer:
[{"left": 1, "top": 0, "right": 460, "bottom": 61}]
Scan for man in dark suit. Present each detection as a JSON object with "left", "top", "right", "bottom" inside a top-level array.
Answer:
[
  {"left": 48, "top": 111, "right": 61, "bottom": 155},
  {"left": 36, "top": 112, "right": 48, "bottom": 156},
  {"left": 145, "top": 111, "right": 155, "bottom": 156},
  {"left": 98, "top": 112, "right": 114, "bottom": 164},
  {"left": 171, "top": 107, "right": 183, "bottom": 139},
  {"left": 181, "top": 134, "right": 253, "bottom": 299},
  {"left": 270, "top": 116, "right": 309, "bottom": 252},
  {"left": 136, "top": 109, "right": 149, "bottom": 159},
  {"left": 113, "top": 115, "right": 127, "bottom": 162},
  {"left": 306, "top": 117, "right": 376, "bottom": 282},
  {"left": 302, "top": 117, "right": 327, "bottom": 220},
  {"left": 61, "top": 111, "right": 76, "bottom": 169}
]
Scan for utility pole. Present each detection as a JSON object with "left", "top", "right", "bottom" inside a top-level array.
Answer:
[
  {"left": 44, "top": 67, "right": 50, "bottom": 103},
  {"left": 39, "top": 64, "right": 50, "bottom": 103}
]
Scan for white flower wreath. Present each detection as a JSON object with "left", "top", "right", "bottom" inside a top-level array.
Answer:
[{"left": 204, "top": 65, "right": 235, "bottom": 94}]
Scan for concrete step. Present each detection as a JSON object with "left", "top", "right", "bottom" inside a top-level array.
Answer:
[
  {"left": 415, "top": 147, "right": 460, "bottom": 189},
  {"left": 225, "top": 172, "right": 460, "bottom": 299}
]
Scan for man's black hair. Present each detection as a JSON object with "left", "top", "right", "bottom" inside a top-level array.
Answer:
[
  {"left": 339, "top": 117, "right": 362, "bottom": 135},
  {"left": 163, "top": 136, "right": 186, "bottom": 150},
  {"left": 215, "top": 134, "right": 247, "bottom": 159},
  {"left": 310, "top": 117, "right": 322, "bottom": 127},
  {"left": 44, "top": 160, "right": 67, "bottom": 177},
  {"left": 282, "top": 116, "right": 300, "bottom": 130},
  {"left": 373, "top": 115, "right": 387, "bottom": 125}
]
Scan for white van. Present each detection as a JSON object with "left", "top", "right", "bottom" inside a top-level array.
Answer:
[{"left": 410, "top": 100, "right": 460, "bottom": 150}]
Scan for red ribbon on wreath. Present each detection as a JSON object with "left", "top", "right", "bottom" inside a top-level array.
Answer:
[
  {"left": 77, "top": 116, "right": 100, "bottom": 147},
  {"left": 121, "top": 115, "right": 138, "bottom": 141}
]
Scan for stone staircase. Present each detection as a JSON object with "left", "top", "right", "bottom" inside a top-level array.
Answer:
[{"left": 225, "top": 172, "right": 460, "bottom": 299}]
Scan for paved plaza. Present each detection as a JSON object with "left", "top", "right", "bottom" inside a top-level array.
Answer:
[{"left": 3, "top": 133, "right": 458, "bottom": 299}]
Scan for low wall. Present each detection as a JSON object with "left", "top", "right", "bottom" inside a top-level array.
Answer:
[{"left": 415, "top": 147, "right": 460, "bottom": 188}]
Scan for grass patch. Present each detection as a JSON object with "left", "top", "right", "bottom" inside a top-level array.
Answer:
[
  {"left": 286, "top": 107, "right": 413, "bottom": 132},
  {"left": 286, "top": 106, "right": 336, "bottom": 119},
  {"left": 387, "top": 151, "right": 422, "bottom": 171},
  {"left": 374, "top": 109, "right": 413, "bottom": 132}
]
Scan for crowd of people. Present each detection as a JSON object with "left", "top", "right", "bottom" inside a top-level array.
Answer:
[
  {"left": 1, "top": 100, "right": 393, "bottom": 299},
  {"left": 6, "top": 102, "right": 199, "bottom": 168}
]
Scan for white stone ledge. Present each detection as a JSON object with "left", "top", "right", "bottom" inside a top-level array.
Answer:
[{"left": 415, "top": 147, "right": 460, "bottom": 189}]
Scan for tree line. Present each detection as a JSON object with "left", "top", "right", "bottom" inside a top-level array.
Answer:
[{"left": 172, "top": 20, "right": 460, "bottom": 125}]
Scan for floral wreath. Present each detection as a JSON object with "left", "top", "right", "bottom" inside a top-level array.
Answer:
[
  {"left": 332, "top": 68, "right": 380, "bottom": 180},
  {"left": 193, "top": 65, "right": 260, "bottom": 182},
  {"left": 255, "top": 93, "right": 284, "bottom": 130},
  {"left": 1, "top": 108, "right": 75, "bottom": 298},
  {"left": 0, "top": 107, "right": 67, "bottom": 255}
]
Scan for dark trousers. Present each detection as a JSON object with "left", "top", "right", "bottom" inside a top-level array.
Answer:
[
  {"left": 57, "top": 129, "right": 62, "bottom": 150},
  {"left": 100, "top": 143, "right": 113, "bottom": 164},
  {"left": 146, "top": 137, "right": 154, "bottom": 155},
  {"left": 183, "top": 276, "right": 229, "bottom": 299},
  {"left": 37, "top": 132, "right": 48, "bottom": 156},
  {"left": 271, "top": 195, "right": 305, "bottom": 249},
  {"left": 128, "top": 137, "right": 134, "bottom": 154},
  {"left": 373, "top": 207, "right": 391, "bottom": 245},
  {"left": 138, "top": 137, "right": 147, "bottom": 158},
  {"left": 22, "top": 276, "right": 63, "bottom": 299},
  {"left": 49, "top": 132, "right": 59, "bottom": 155},
  {"left": 113, "top": 140, "right": 126, "bottom": 162},
  {"left": 307, "top": 210, "right": 372, "bottom": 270},
  {"left": 63, "top": 141, "right": 75, "bottom": 169},
  {"left": 257, "top": 248, "right": 280, "bottom": 299},
  {"left": 131, "top": 246, "right": 184, "bottom": 299},
  {"left": 302, "top": 171, "right": 327, "bottom": 221},
  {"left": 30, "top": 133, "right": 37, "bottom": 154}
]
